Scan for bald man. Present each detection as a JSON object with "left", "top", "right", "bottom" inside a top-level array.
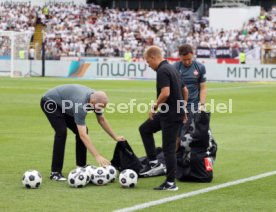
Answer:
[
  {"left": 41, "top": 84, "right": 124, "bottom": 181},
  {"left": 139, "top": 46, "right": 188, "bottom": 191}
]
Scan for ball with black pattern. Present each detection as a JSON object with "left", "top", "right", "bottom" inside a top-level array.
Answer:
[
  {"left": 105, "top": 165, "right": 117, "bottom": 183},
  {"left": 91, "top": 167, "right": 110, "bottom": 185},
  {"left": 119, "top": 169, "right": 138, "bottom": 188},
  {"left": 22, "top": 170, "right": 42, "bottom": 189},
  {"left": 84, "top": 165, "right": 97, "bottom": 183},
  {"left": 67, "top": 168, "right": 88, "bottom": 188}
]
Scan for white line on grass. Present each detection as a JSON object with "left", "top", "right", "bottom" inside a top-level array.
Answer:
[{"left": 113, "top": 170, "right": 276, "bottom": 212}]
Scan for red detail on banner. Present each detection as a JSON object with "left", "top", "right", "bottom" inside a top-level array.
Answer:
[
  {"left": 204, "top": 157, "right": 213, "bottom": 171},
  {"left": 217, "top": 58, "right": 239, "bottom": 64},
  {"left": 166, "top": 57, "right": 180, "bottom": 62}
]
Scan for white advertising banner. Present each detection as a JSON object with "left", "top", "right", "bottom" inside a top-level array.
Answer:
[
  {"left": 206, "top": 64, "right": 276, "bottom": 81},
  {"left": 65, "top": 61, "right": 153, "bottom": 79},
  {"left": 0, "top": 60, "right": 275, "bottom": 81},
  {"left": 61, "top": 61, "right": 276, "bottom": 82}
]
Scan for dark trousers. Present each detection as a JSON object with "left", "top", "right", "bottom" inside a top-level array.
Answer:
[
  {"left": 40, "top": 98, "right": 87, "bottom": 173},
  {"left": 139, "top": 113, "right": 181, "bottom": 182}
]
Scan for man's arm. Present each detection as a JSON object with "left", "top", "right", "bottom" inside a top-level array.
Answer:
[
  {"left": 155, "top": 87, "right": 170, "bottom": 108},
  {"left": 77, "top": 124, "right": 110, "bottom": 166},
  {"left": 96, "top": 114, "right": 125, "bottom": 142},
  {"left": 199, "top": 82, "right": 207, "bottom": 111},
  {"left": 150, "top": 87, "right": 170, "bottom": 119},
  {"left": 199, "top": 82, "right": 207, "bottom": 105},
  {"left": 182, "top": 86, "right": 189, "bottom": 123},
  {"left": 198, "top": 62, "right": 207, "bottom": 107},
  {"left": 182, "top": 86, "right": 189, "bottom": 107}
]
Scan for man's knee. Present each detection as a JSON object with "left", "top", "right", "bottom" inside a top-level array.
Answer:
[
  {"left": 139, "top": 123, "right": 147, "bottom": 134},
  {"left": 55, "top": 128, "right": 67, "bottom": 138}
]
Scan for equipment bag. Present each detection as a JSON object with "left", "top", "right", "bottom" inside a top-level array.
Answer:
[
  {"left": 176, "top": 111, "right": 217, "bottom": 182},
  {"left": 111, "top": 140, "right": 143, "bottom": 174}
]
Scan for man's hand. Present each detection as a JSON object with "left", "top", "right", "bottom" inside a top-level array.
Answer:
[
  {"left": 115, "top": 136, "right": 125, "bottom": 142},
  {"left": 149, "top": 110, "right": 157, "bottom": 120},
  {"left": 149, "top": 104, "right": 157, "bottom": 120},
  {"left": 199, "top": 104, "right": 206, "bottom": 112},
  {"left": 95, "top": 155, "right": 110, "bottom": 167},
  {"left": 183, "top": 113, "right": 188, "bottom": 124}
]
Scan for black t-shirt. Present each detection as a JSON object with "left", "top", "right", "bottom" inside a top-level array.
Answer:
[{"left": 156, "top": 60, "right": 185, "bottom": 121}]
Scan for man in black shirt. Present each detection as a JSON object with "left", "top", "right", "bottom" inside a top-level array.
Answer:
[{"left": 139, "top": 46, "right": 188, "bottom": 191}]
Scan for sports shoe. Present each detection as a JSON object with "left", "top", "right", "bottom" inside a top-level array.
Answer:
[
  {"left": 154, "top": 181, "right": 179, "bottom": 191},
  {"left": 50, "top": 172, "right": 67, "bottom": 181},
  {"left": 139, "top": 162, "right": 166, "bottom": 177}
]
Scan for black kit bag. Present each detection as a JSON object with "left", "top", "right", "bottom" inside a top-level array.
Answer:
[
  {"left": 139, "top": 147, "right": 166, "bottom": 166},
  {"left": 176, "top": 111, "right": 217, "bottom": 182},
  {"left": 111, "top": 140, "right": 143, "bottom": 174}
]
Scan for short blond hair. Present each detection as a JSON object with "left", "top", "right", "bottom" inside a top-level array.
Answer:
[{"left": 144, "top": 46, "right": 163, "bottom": 58}]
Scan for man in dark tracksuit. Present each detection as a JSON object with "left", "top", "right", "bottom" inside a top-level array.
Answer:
[
  {"left": 139, "top": 46, "right": 188, "bottom": 191},
  {"left": 41, "top": 84, "right": 124, "bottom": 181}
]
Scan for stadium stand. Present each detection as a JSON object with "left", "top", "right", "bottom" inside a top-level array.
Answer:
[
  {"left": 41, "top": 4, "right": 192, "bottom": 59},
  {"left": 0, "top": 1, "right": 275, "bottom": 62}
]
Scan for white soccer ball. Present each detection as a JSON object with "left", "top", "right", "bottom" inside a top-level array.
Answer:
[
  {"left": 119, "top": 169, "right": 138, "bottom": 188},
  {"left": 84, "top": 165, "right": 97, "bottom": 183},
  {"left": 180, "top": 133, "right": 193, "bottom": 151},
  {"left": 22, "top": 170, "right": 42, "bottom": 189},
  {"left": 105, "top": 165, "right": 117, "bottom": 182},
  {"left": 68, "top": 168, "right": 88, "bottom": 188},
  {"left": 91, "top": 167, "right": 110, "bottom": 185}
]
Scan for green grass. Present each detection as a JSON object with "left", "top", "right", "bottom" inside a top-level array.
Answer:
[{"left": 0, "top": 77, "right": 276, "bottom": 211}]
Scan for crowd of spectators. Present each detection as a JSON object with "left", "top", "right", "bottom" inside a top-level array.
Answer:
[
  {"left": 0, "top": 3, "right": 36, "bottom": 56},
  {"left": 41, "top": 4, "right": 192, "bottom": 59},
  {"left": 0, "top": 2, "right": 275, "bottom": 60},
  {"left": 190, "top": 7, "right": 276, "bottom": 58}
]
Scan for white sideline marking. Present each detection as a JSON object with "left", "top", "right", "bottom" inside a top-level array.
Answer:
[{"left": 114, "top": 170, "right": 276, "bottom": 212}]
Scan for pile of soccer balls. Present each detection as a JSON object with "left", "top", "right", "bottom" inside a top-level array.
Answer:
[
  {"left": 22, "top": 166, "right": 138, "bottom": 189},
  {"left": 67, "top": 165, "right": 138, "bottom": 188},
  {"left": 67, "top": 165, "right": 114, "bottom": 188}
]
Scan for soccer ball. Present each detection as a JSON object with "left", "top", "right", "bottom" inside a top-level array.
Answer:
[
  {"left": 91, "top": 167, "right": 110, "bottom": 185},
  {"left": 105, "top": 165, "right": 117, "bottom": 182},
  {"left": 119, "top": 169, "right": 138, "bottom": 188},
  {"left": 68, "top": 168, "right": 88, "bottom": 188},
  {"left": 180, "top": 133, "right": 193, "bottom": 151},
  {"left": 76, "top": 165, "right": 96, "bottom": 184},
  {"left": 22, "top": 170, "right": 42, "bottom": 189},
  {"left": 84, "top": 165, "right": 97, "bottom": 183}
]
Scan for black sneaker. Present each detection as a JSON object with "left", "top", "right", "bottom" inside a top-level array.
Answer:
[
  {"left": 139, "top": 162, "right": 166, "bottom": 177},
  {"left": 50, "top": 172, "right": 67, "bottom": 181},
  {"left": 154, "top": 181, "right": 178, "bottom": 191}
]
